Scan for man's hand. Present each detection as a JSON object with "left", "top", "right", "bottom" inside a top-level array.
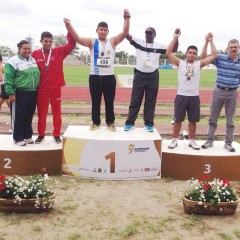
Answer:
[
  {"left": 205, "top": 32, "right": 213, "bottom": 42},
  {"left": 63, "top": 18, "right": 71, "bottom": 27},
  {"left": 174, "top": 28, "right": 181, "bottom": 38},
  {"left": 123, "top": 9, "right": 131, "bottom": 19}
]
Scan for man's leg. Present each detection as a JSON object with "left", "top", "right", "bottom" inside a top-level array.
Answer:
[
  {"left": 188, "top": 122, "right": 196, "bottom": 139},
  {"left": 224, "top": 90, "right": 238, "bottom": 144},
  {"left": 207, "top": 88, "right": 224, "bottom": 143},
  {"left": 102, "top": 75, "right": 116, "bottom": 125},
  {"left": 144, "top": 70, "right": 159, "bottom": 127},
  {"left": 125, "top": 71, "right": 145, "bottom": 126},
  {"left": 50, "top": 87, "right": 62, "bottom": 137},
  {"left": 89, "top": 75, "right": 102, "bottom": 125},
  {"left": 173, "top": 122, "right": 182, "bottom": 138}
]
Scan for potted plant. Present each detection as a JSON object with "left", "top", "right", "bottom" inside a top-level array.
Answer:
[
  {"left": 183, "top": 175, "right": 239, "bottom": 215},
  {"left": 0, "top": 172, "right": 56, "bottom": 213}
]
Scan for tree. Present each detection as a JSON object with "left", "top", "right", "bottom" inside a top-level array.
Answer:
[
  {"left": 0, "top": 46, "right": 15, "bottom": 56},
  {"left": 53, "top": 34, "right": 80, "bottom": 55}
]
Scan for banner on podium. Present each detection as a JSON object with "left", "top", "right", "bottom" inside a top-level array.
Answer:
[
  {"left": 116, "top": 74, "right": 134, "bottom": 88},
  {"left": 62, "top": 126, "right": 161, "bottom": 180}
]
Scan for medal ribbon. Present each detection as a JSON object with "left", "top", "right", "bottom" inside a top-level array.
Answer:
[{"left": 41, "top": 48, "right": 52, "bottom": 69}]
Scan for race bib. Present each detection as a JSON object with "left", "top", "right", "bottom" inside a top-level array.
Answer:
[{"left": 97, "top": 58, "right": 111, "bottom": 68}]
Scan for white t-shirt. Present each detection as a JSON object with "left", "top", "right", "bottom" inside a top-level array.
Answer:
[
  {"left": 90, "top": 39, "right": 115, "bottom": 76},
  {"left": 177, "top": 60, "right": 201, "bottom": 96},
  {"left": 131, "top": 37, "right": 167, "bottom": 73}
]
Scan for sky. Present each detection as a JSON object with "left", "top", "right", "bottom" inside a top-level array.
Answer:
[{"left": 1, "top": 0, "right": 240, "bottom": 55}]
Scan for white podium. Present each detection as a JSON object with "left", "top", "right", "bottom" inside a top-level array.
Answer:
[{"left": 62, "top": 126, "right": 162, "bottom": 180}]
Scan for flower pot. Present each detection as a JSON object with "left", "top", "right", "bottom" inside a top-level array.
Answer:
[
  {"left": 183, "top": 197, "right": 239, "bottom": 215},
  {"left": 0, "top": 193, "right": 56, "bottom": 213}
]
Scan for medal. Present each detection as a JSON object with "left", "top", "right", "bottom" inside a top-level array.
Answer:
[
  {"left": 187, "top": 75, "right": 191, "bottom": 80},
  {"left": 101, "top": 52, "right": 105, "bottom": 56},
  {"left": 45, "top": 66, "right": 48, "bottom": 70}
]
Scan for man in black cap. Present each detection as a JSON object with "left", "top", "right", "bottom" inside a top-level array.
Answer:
[{"left": 124, "top": 27, "right": 178, "bottom": 132}]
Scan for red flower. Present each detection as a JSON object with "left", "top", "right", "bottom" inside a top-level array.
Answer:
[
  {"left": 221, "top": 179, "right": 230, "bottom": 187},
  {"left": 0, "top": 176, "right": 5, "bottom": 182},
  {"left": 201, "top": 174, "right": 209, "bottom": 180},
  {"left": 0, "top": 183, "right": 5, "bottom": 190},
  {"left": 203, "top": 184, "right": 211, "bottom": 191}
]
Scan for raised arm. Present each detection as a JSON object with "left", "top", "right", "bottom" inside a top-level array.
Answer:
[
  {"left": 64, "top": 18, "right": 93, "bottom": 49},
  {"left": 166, "top": 28, "right": 181, "bottom": 66},
  {"left": 199, "top": 33, "right": 212, "bottom": 59},
  {"left": 200, "top": 33, "right": 217, "bottom": 67},
  {"left": 126, "top": 33, "right": 133, "bottom": 42},
  {"left": 110, "top": 9, "right": 130, "bottom": 47}
]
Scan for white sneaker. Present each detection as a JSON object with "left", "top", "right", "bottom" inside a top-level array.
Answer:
[
  {"left": 168, "top": 138, "right": 178, "bottom": 149},
  {"left": 224, "top": 143, "right": 235, "bottom": 152},
  {"left": 24, "top": 138, "right": 34, "bottom": 144},
  {"left": 15, "top": 141, "right": 27, "bottom": 146},
  {"left": 188, "top": 139, "right": 200, "bottom": 150}
]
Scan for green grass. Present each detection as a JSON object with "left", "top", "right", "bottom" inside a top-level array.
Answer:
[{"left": 64, "top": 65, "right": 217, "bottom": 88}]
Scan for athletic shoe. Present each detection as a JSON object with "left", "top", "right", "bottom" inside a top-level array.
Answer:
[
  {"left": 168, "top": 138, "right": 178, "bottom": 149},
  {"left": 124, "top": 125, "right": 134, "bottom": 131},
  {"left": 54, "top": 136, "right": 62, "bottom": 144},
  {"left": 144, "top": 125, "right": 154, "bottom": 132},
  {"left": 15, "top": 141, "right": 27, "bottom": 146},
  {"left": 107, "top": 123, "right": 117, "bottom": 131},
  {"left": 188, "top": 139, "right": 200, "bottom": 150},
  {"left": 201, "top": 141, "right": 213, "bottom": 149},
  {"left": 224, "top": 143, "right": 235, "bottom": 152},
  {"left": 24, "top": 138, "right": 34, "bottom": 144},
  {"left": 89, "top": 124, "right": 100, "bottom": 131},
  {"left": 35, "top": 136, "right": 44, "bottom": 144}
]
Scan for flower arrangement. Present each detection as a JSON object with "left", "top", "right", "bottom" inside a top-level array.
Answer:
[
  {"left": 182, "top": 175, "right": 239, "bottom": 215},
  {"left": 185, "top": 175, "right": 238, "bottom": 204},
  {"left": 0, "top": 172, "right": 56, "bottom": 211}
]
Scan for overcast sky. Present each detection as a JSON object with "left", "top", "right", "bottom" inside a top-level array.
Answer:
[{"left": 1, "top": 0, "right": 239, "bottom": 55}]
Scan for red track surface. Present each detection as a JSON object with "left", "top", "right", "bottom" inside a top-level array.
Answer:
[{"left": 62, "top": 86, "right": 240, "bottom": 104}]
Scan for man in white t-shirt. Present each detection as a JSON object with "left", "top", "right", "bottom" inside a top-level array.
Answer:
[
  {"left": 166, "top": 30, "right": 217, "bottom": 150},
  {"left": 124, "top": 27, "right": 178, "bottom": 132},
  {"left": 64, "top": 9, "right": 130, "bottom": 132}
]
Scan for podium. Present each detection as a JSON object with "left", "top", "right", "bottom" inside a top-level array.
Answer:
[
  {"left": 0, "top": 135, "right": 62, "bottom": 175},
  {"left": 62, "top": 126, "right": 162, "bottom": 180},
  {"left": 161, "top": 140, "right": 240, "bottom": 180}
]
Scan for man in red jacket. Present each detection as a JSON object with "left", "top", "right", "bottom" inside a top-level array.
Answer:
[{"left": 31, "top": 27, "right": 76, "bottom": 144}]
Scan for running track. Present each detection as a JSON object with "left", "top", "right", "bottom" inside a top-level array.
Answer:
[{"left": 61, "top": 86, "right": 240, "bottom": 104}]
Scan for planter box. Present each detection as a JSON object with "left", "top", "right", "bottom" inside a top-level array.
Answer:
[{"left": 183, "top": 197, "right": 239, "bottom": 215}]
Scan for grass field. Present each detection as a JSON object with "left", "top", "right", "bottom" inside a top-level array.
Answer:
[{"left": 64, "top": 65, "right": 217, "bottom": 88}]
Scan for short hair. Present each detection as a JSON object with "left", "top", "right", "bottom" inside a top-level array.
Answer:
[
  {"left": 228, "top": 39, "right": 239, "bottom": 46},
  {"left": 187, "top": 45, "right": 198, "bottom": 52},
  {"left": 0, "top": 54, "right": 2, "bottom": 62},
  {"left": 41, "top": 31, "right": 53, "bottom": 40},
  {"left": 17, "top": 40, "right": 29, "bottom": 49},
  {"left": 97, "top": 21, "right": 108, "bottom": 29}
]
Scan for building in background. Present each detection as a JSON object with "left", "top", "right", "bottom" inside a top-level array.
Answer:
[{"left": 25, "top": 36, "right": 34, "bottom": 51}]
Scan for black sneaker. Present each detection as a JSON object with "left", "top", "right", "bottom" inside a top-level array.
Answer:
[
  {"left": 54, "top": 136, "right": 62, "bottom": 144},
  {"left": 35, "top": 136, "right": 44, "bottom": 144}
]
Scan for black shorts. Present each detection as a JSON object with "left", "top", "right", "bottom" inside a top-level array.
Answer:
[
  {"left": 174, "top": 95, "right": 200, "bottom": 122},
  {"left": 0, "top": 85, "right": 9, "bottom": 99}
]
